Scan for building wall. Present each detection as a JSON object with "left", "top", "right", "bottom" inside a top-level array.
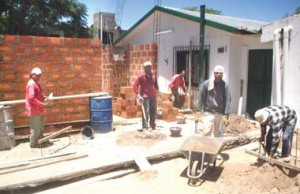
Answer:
[
  {"left": 261, "top": 14, "right": 300, "bottom": 125},
  {"left": 0, "top": 35, "right": 157, "bottom": 135},
  {"left": 120, "top": 12, "right": 274, "bottom": 114},
  {"left": 0, "top": 35, "right": 104, "bottom": 135}
]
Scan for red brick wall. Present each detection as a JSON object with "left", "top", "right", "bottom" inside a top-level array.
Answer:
[
  {"left": 0, "top": 35, "right": 157, "bottom": 135},
  {"left": 0, "top": 35, "right": 103, "bottom": 134},
  {"left": 128, "top": 43, "right": 158, "bottom": 85}
]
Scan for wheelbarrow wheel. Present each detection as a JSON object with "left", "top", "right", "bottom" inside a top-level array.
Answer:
[{"left": 190, "top": 160, "right": 200, "bottom": 184}]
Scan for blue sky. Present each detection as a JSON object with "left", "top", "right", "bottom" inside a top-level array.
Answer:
[{"left": 78, "top": 0, "right": 300, "bottom": 29}]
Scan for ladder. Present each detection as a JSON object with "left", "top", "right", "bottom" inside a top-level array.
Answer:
[{"left": 153, "top": 0, "right": 161, "bottom": 44}]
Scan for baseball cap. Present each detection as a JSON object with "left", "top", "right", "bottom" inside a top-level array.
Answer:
[
  {"left": 143, "top": 61, "right": 152, "bottom": 67},
  {"left": 31, "top": 67, "right": 42, "bottom": 75}
]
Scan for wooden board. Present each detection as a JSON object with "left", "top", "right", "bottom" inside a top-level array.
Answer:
[
  {"left": 245, "top": 149, "right": 300, "bottom": 172},
  {"left": 134, "top": 155, "right": 153, "bottom": 171},
  {"left": 38, "top": 126, "right": 72, "bottom": 144},
  {"left": 0, "top": 153, "right": 87, "bottom": 175}
]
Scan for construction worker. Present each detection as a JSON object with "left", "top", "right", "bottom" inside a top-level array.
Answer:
[
  {"left": 25, "top": 67, "right": 50, "bottom": 148},
  {"left": 197, "top": 65, "right": 231, "bottom": 138},
  {"left": 254, "top": 105, "right": 297, "bottom": 159},
  {"left": 168, "top": 70, "right": 187, "bottom": 109},
  {"left": 133, "top": 61, "right": 159, "bottom": 131}
]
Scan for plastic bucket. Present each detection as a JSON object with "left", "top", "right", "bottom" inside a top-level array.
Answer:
[{"left": 90, "top": 96, "right": 112, "bottom": 133}]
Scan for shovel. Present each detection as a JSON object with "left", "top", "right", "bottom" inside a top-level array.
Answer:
[{"left": 141, "top": 101, "right": 148, "bottom": 129}]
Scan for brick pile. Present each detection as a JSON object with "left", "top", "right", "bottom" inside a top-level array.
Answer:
[
  {"left": 113, "top": 88, "right": 179, "bottom": 121},
  {"left": 159, "top": 93, "right": 179, "bottom": 121},
  {"left": 113, "top": 86, "right": 141, "bottom": 118}
]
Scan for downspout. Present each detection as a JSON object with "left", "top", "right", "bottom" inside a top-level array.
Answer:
[
  {"left": 199, "top": 5, "right": 205, "bottom": 83},
  {"left": 273, "top": 28, "right": 282, "bottom": 105},
  {"left": 188, "top": 40, "right": 192, "bottom": 109},
  {"left": 282, "top": 26, "right": 292, "bottom": 105},
  {"left": 101, "top": 13, "right": 104, "bottom": 91}
]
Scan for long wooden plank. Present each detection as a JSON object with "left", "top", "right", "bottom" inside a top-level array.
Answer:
[
  {"left": 38, "top": 126, "right": 72, "bottom": 144},
  {"left": 0, "top": 153, "right": 87, "bottom": 175},
  {"left": 0, "top": 152, "right": 76, "bottom": 170},
  {"left": 245, "top": 149, "right": 300, "bottom": 172}
]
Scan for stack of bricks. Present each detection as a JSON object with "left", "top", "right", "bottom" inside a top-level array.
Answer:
[
  {"left": 112, "top": 87, "right": 179, "bottom": 121},
  {"left": 159, "top": 93, "right": 179, "bottom": 121},
  {"left": 113, "top": 86, "right": 141, "bottom": 118}
]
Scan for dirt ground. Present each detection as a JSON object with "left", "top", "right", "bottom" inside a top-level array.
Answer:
[
  {"left": 47, "top": 147, "right": 299, "bottom": 194},
  {"left": 1, "top": 115, "right": 300, "bottom": 194}
]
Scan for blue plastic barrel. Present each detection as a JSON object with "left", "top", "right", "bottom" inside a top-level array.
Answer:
[{"left": 90, "top": 96, "right": 112, "bottom": 133}]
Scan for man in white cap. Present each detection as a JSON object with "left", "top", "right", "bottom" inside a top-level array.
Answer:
[
  {"left": 255, "top": 105, "right": 297, "bottom": 159},
  {"left": 133, "top": 61, "right": 159, "bottom": 131},
  {"left": 197, "top": 65, "right": 231, "bottom": 138},
  {"left": 25, "top": 67, "right": 49, "bottom": 148}
]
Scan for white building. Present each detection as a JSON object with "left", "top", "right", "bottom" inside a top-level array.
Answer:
[
  {"left": 115, "top": 6, "right": 273, "bottom": 117},
  {"left": 261, "top": 14, "right": 300, "bottom": 125}
]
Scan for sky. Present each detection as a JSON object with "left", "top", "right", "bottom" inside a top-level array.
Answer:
[{"left": 78, "top": 0, "right": 300, "bottom": 29}]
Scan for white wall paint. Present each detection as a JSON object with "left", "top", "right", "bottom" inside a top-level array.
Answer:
[
  {"left": 261, "top": 14, "right": 300, "bottom": 126},
  {"left": 119, "top": 11, "right": 273, "bottom": 115}
]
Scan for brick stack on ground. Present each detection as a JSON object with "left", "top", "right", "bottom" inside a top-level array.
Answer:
[
  {"left": 113, "top": 87, "right": 179, "bottom": 121},
  {"left": 159, "top": 93, "right": 179, "bottom": 121},
  {"left": 112, "top": 86, "right": 140, "bottom": 118}
]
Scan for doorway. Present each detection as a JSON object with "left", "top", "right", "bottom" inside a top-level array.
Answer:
[{"left": 246, "top": 49, "right": 273, "bottom": 118}]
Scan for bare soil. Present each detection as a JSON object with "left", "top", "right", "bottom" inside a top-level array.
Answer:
[{"left": 2, "top": 115, "right": 300, "bottom": 194}]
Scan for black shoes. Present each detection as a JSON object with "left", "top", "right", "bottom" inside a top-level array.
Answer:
[{"left": 30, "top": 141, "right": 53, "bottom": 148}]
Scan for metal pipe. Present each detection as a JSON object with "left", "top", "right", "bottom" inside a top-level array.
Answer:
[
  {"left": 199, "top": 5, "right": 205, "bottom": 83},
  {"left": 282, "top": 26, "right": 292, "bottom": 104},
  {"left": 273, "top": 28, "right": 282, "bottom": 105},
  {"left": 0, "top": 92, "right": 109, "bottom": 105},
  {"left": 188, "top": 40, "right": 192, "bottom": 109}
]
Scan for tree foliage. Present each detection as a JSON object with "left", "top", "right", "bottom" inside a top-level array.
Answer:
[
  {"left": 183, "top": 6, "right": 223, "bottom": 15},
  {"left": 0, "top": 0, "right": 90, "bottom": 38}
]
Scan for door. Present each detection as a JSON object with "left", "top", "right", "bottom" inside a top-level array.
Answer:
[
  {"left": 174, "top": 45, "right": 209, "bottom": 87},
  {"left": 246, "top": 49, "right": 273, "bottom": 118}
]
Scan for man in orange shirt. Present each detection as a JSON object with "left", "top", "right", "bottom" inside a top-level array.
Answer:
[
  {"left": 25, "top": 67, "right": 49, "bottom": 148},
  {"left": 168, "top": 70, "right": 187, "bottom": 109}
]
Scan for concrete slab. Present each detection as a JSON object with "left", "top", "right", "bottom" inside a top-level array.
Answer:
[{"left": 0, "top": 118, "right": 196, "bottom": 191}]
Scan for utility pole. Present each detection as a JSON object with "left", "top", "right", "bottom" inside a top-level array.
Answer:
[{"left": 199, "top": 5, "right": 205, "bottom": 83}]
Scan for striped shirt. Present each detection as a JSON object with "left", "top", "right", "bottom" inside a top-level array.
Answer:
[{"left": 264, "top": 105, "right": 297, "bottom": 152}]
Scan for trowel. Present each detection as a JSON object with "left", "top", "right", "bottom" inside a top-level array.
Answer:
[{"left": 45, "top": 92, "right": 53, "bottom": 101}]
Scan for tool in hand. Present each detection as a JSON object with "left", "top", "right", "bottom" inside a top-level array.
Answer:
[{"left": 45, "top": 92, "right": 53, "bottom": 101}]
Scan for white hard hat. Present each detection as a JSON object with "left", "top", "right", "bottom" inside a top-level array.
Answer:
[
  {"left": 31, "top": 67, "right": 42, "bottom": 75},
  {"left": 143, "top": 61, "right": 152, "bottom": 67},
  {"left": 254, "top": 108, "right": 269, "bottom": 124}
]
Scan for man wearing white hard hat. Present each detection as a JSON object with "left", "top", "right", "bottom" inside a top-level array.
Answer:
[
  {"left": 254, "top": 105, "right": 297, "bottom": 159},
  {"left": 133, "top": 61, "right": 159, "bottom": 131},
  {"left": 25, "top": 67, "right": 50, "bottom": 148}
]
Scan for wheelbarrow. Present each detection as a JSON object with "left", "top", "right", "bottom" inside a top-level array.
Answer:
[{"left": 180, "top": 135, "right": 224, "bottom": 185}]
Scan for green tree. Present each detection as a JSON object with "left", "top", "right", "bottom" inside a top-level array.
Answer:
[{"left": 0, "top": 0, "right": 90, "bottom": 38}]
